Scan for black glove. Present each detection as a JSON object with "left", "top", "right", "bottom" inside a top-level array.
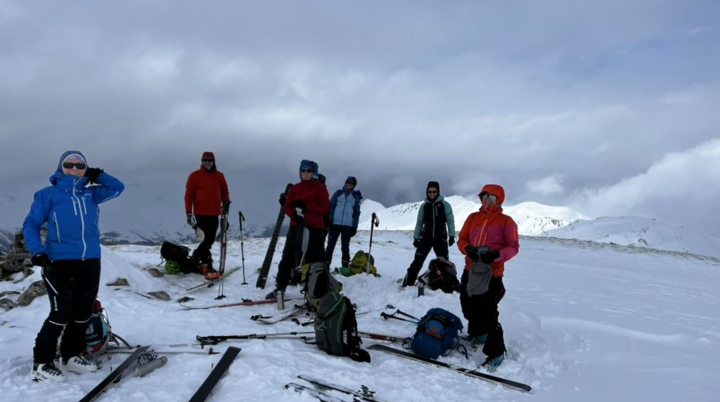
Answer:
[
  {"left": 222, "top": 200, "right": 231, "bottom": 213},
  {"left": 85, "top": 168, "right": 104, "bottom": 184},
  {"left": 480, "top": 250, "right": 501, "bottom": 264},
  {"left": 448, "top": 237, "right": 455, "bottom": 246},
  {"left": 31, "top": 253, "right": 51, "bottom": 268},
  {"left": 350, "top": 228, "right": 357, "bottom": 237},
  {"left": 278, "top": 193, "right": 287, "bottom": 206},
  {"left": 465, "top": 246, "right": 480, "bottom": 262},
  {"left": 293, "top": 200, "right": 307, "bottom": 210},
  {"left": 292, "top": 212, "right": 305, "bottom": 224},
  {"left": 187, "top": 214, "right": 196, "bottom": 228},
  {"left": 413, "top": 239, "right": 420, "bottom": 248}
]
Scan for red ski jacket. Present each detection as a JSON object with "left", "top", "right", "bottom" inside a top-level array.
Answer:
[
  {"left": 284, "top": 180, "right": 330, "bottom": 229},
  {"left": 185, "top": 167, "right": 230, "bottom": 216},
  {"left": 457, "top": 184, "right": 519, "bottom": 277}
]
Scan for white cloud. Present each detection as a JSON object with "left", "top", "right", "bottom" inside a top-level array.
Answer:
[{"left": 526, "top": 174, "right": 566, "bottom": 196}]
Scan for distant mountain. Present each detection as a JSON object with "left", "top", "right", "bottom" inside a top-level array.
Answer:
[
  {"left": 545, "top": 216, "right": 720, "bottom": 258},
  {"left": 358, "top": 196, "right": 589, "bottom": 236}
]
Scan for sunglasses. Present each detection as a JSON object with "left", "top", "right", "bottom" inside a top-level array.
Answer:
[
  {"left": 481, "top": 193, "right": 498, "bottom": 202},
  {"left": 300, "top": 168, "right": 313, "bottom": 173},
  {"left": 427, "top": 190, "right": 438, "bottom": 194},
  {"left": 202, "top": 158, "right": 214, "bottom": 162},
  {"left": 63, "top": 162, "right": 87, "bottom": 170}
]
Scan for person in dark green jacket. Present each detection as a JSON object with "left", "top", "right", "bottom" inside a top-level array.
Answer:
[{"left": 402, "top": 181, "right": 455, "bottom": 287}]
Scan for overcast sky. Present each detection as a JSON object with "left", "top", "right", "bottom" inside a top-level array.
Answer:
[{"left": 1, "top": 0, "right": 719, "bottom": 236}]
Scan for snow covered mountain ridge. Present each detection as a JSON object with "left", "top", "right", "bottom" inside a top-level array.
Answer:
[{"left": 358, "top": 195, "right": 589, "bottom": 236}]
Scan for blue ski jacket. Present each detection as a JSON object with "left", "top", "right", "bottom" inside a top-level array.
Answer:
[
  {"left": 329, "top": 188, "right": 362, "bottom": 228},
  {"left": 23, "top": 158, "right": 125, "bottom": 261}
]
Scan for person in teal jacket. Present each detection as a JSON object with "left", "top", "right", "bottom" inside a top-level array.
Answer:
[
  {"left": 324, "top": 176, "right": 362, "bottom": 268},
  {"left": 23, "top": 150, "right": 124, "bottom": 382},
  {"left": 402, "top": 181, "right": 455, "bottom": 287}
]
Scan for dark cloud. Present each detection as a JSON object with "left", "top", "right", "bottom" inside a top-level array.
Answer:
[{"left": 1, "top": 0, "right": 719, "bottom": 236}]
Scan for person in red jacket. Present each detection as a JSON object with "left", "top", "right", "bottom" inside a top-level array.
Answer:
[
  {"left": 267, "top": 160, "right": 330, "bottom": 299},
  {"left": 457, "top": 184, "right": 519, "bottom": 371},
  {"left": 184, "top": 151, "right": 230, "bottom": 280}
]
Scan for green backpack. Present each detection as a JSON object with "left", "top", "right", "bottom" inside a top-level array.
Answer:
[
  {"left": 342, "top": 250, "right": 378, "bottom": 277},
  {"left": 301, "top": 262, "right": 342, "bottom": 309}
]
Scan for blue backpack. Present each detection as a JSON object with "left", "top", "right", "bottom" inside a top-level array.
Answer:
[{"left": 406, "top": 308, "right": 464, "bottom": 359}]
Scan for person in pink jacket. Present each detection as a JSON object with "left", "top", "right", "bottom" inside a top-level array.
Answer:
[{"left": 457, "top": 184, "right": 519, "bottom": 371}]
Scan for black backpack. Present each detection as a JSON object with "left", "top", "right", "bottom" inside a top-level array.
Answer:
[
  {"left": 418, "top": 257, "right": 460, "bottom": 293},
  {"left": 160, "top": 241, "right": 200, "bottom": 274},
  {"left": 314, "top": 291, "right": 370, "bottom": 363}
]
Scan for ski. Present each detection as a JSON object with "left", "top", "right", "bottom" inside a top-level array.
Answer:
[
  {"left": 79, "top": 345, "right": 150, "bottom": 402},
  {"left": 180, "top": 297, "right": 295, "bottom": 310},
  {"left": 197, "top": 331, "right": 315, "bottom": 346},
  {"left": 188, "top": 346, "right": 241, "bottom": 402},
  {"left": 285, "top": 383, "right": 345, "bottom": 402},
  {"left": 298, "top": 375, "right": 389, "bottom": 402},
  {"left": 250, "top": 305, "right": 308, "bottom": 325},
  {"left": 256, "top": 183, "right": 293, "bottom": 289},
  {"left": 368, "top": 344, "right": 532, "bottom": 393},
  {"left": 185, "top": 267, "right": 241, "bottom": 292},
  {"left": 357, "top": 331, "right": 405, "bottom": 344},
  {"left": 215, "top": 202, "right": 230, "bottom": 299}
]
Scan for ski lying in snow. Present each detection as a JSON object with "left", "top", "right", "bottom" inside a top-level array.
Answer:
[
  {"left": 180, "top": 298, "right": 295, "bottom": 310},
  {"left": 357, "top": 331, "right": 405, "bottom": 344},
  {"left": 298, "top": 375, "right": 389, "bottom": 402},
  {"left": 250, "top": 305, "right": 308, "bottom": 324},
  {"left": 79, "top": 345, "right": 150, "bottom": 402},
  {"left": 188, "top": 346, "right": 241, "bottom": 402},
  {"left": 256, "top": 183, "right": 293, "bottom": 289},
  {"left": 368, "top": 344, "right": 532, "bottom": 393},
  {"left": 197, "top": 331, "right": 316, "bottom": 346},
  {"left": 185, "top": 267, "right": 241, "bottom": 292},
  {"left": 285, "top": 383, "right": 345, "bottom": 402}
]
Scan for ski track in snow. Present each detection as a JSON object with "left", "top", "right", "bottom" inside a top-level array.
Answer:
[{"left": 1, "top": 231, "right": 719, "bottom": 401}]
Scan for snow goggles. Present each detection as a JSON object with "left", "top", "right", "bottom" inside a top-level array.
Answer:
[
  {"left": 481, "top": 193, "right": 498, "bottom": 202},
  {"left": 62, "top": 162, "right": 87, "bottom": 169}
]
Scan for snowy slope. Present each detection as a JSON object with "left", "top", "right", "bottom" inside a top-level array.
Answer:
[
  {"left": 546, "top": 216, "right": 720, "bottom": 258},
  {"left": 358, "top": 196, "right": 588, "bottom": 236},
  {"left": 1, "top": 232, "right": 719, "bottom": 401},
  {"left": 357, "top": 199, "right": 385, "bottom": 229}
]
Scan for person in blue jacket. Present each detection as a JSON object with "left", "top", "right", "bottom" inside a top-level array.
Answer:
[
  {"left": 23, "top": 150, "right": 124, "bottom": 382},
  {"left": 324, "top": 176, "right": 362, "bottom": 268}
]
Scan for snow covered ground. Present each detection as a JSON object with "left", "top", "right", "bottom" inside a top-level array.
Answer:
[{"left": 1, "top": 231, "right": 719, "bottom": 401}]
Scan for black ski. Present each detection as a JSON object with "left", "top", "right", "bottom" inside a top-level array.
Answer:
[
  {"left": 256, "top": 183, "right": 293, "bottom": 289},
  {"left": 368, "top": 344, "right": 532, "bottom": 393},
  {"left": 188, "top": 346, "right": 241, "bottom": 402},
  {"left": 298, "top": 375, "right": 389, "bottom": 402},
  {"left": 79, "top": 345, "right": 150, "bottom": 402},
  {"left": 285, "top": 383, "right": 345, "bottom": 402}
]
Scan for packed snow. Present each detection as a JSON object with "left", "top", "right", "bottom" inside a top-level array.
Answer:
[{"left": 1, "top": 230, "right": 719, "bottom": 401}]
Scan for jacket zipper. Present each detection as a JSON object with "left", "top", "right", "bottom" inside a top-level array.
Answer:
[
  {"left": 72, "top": 182, "right": 87, "bottom": 259},
  {"left": 340, "top": 192, "right": 349, "bottom": 226},
  {"left": 53, "top": 212, "right": 61, "bottom": 242}
]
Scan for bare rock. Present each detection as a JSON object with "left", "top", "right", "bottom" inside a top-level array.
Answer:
[
  {"left": 0, "top": 298, "right": 16, "bottom": 311},
  {"left": 17, "top": 281, "right": 48, "bottom": 307},
  {"left": 147, "top": 268, "right": 164, "bottom": 278},
  {"left": 147, "top": 291, "right": 170, "bottom": 301},
  {"left": 107, "top": 278, "right": 130, "bottom": 287}
]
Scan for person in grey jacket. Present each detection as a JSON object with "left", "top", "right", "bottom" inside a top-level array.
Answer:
[
  {"left": 402, "top": 181, "right": 455, "bottom": 287},
  {"left": 324, "top": 176, "right": 362, "bottom": 268}
]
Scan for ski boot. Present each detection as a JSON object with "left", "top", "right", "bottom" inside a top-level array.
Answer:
[
  {"left": 61, "top": 355, "right": 98, "bottom": 374},
  {"left": 31, "top": 362, "right": 65, "bottom": 382},
  {"left": 481, "top": 352, "right": 505, "bottom": 372},
  {"left": 202, "top": 264, "right": 221, "bottom": 280}
]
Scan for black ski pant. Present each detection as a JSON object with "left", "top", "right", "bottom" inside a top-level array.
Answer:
[
  {"left": 324, "top": 224, "right": 353, "bottom": 267},
  {"left": 34, "top": 259, "right": 101, "bottom": 364},
  {"left": 459, "top": 271, "right": 506, "bottom": 358},
  {"left": 403, "top": 237, "right": 449, "bottom": 286},
  {"left": 276, "top": 224, "right": 324, "bottom": 291},
  {"left": 192, "top": 215, "right": 219, "bottom": 267}
]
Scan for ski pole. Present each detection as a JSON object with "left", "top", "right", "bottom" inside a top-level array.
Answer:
[
  {"left": 380, "top": 312, "right": 419, "bottom": 324},
  {"left": 239, "top": 211, "right": 247, "bottom": 285},
  {"left": 367, "top": 213, "right": 380, "bottom": 273},
  {"left": 392, "top": 309, "right": 420, "bottom": 321}
]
